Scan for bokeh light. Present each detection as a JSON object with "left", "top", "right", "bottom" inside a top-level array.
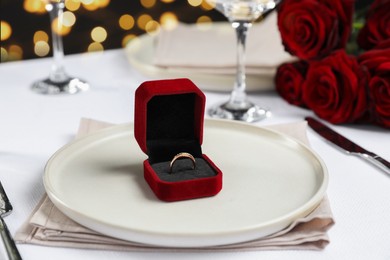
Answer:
[
  {"left": 145, "top": 20, "right": 160, "bottom": 35},
  {"left": 34, "top": 41, "right": 50, "bottom": 56},
  {"left": 141, "top": 0, "right": 156, "bottom": 8},
  {"left": 119, "top": 14, "right": 135, "bottom": 30},
  {"left": 91, "top": 26, "right": 107, "bottom": 42},
  {"left": 1, "top": 21, "right": 12, "bottom": 41},
  {"left": 65, "top": 0, "right": 81, "bottom": 11},
  {"left": 1, "top": 47, "right": 8, "bottom": 62},
  {"left": 81, "top": 0, "right": 94, "bottom": 5},
  {"left": 197, "top": 15, "right": 212, "bottom": 24},
  {"left": 160, "top": 12, "right": 178, "bottom": 30},
  {"left": 82, "top": 0, "right": 110, "bottom": 10},
  {"left": 88, "top": 42, "right": 104, "bottom": 52},
  {"left": 33, "top": 30, "right": 49, "bottom": 43},
  {"left": 52, "top": 17, "right": 72, "bottom": 35},
  {"left": 8, "top": 45, "right": 23, "bottom": 60},
  {"left": 187, "top": 0, "right": 202, "bottom": 7},
  {"left": 83, "top": 2, "right": 99, "bottom": 11},
  {"left": 137, "top": 14, "right": 153, "bottom": 30},
  {"left": 201, "top": 0, "right": 214, "bottom": 10},
  {"left": 2, "top": 0, "right": 223, "bottom": 62},
  {"left": 23, "top": 0, "right": 46, "bottom": 13},
  {"left": 62, "top": 11, "right": 76, "bottom": 27},
  {"left": 100, "top": 0, "right": 110, "bottom": 8},
  {"left": 121, "top": 34, "right": 137, "bottom": 47}
]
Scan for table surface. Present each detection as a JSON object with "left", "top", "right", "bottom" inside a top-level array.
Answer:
[{"left": 0, "top": 49, "right": 389, "bottom": 260}]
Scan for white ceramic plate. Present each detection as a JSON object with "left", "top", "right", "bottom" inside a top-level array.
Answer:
[
  {"left": 44, "top": 119, "right": 328, "bottom": 248},
  {"left": 124, "top": 27, "right": 277, "bottom": 92}
]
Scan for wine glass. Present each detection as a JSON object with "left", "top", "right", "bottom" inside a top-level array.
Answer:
[
  {"left": 31, "top": 0, "right": 89, "bottom": 94},
  {"left": 206, "top": 0, "right": 280, "bottom": 122}
]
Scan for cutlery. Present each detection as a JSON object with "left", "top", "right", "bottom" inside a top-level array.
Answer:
[
  {"left": 306, "top": 117, "right": 390, "bottom": 176},
  {"left": 0, "top": 181, "right": 22, "bottom": 260}
]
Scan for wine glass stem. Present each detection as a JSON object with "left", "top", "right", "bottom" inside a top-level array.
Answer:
[
  {"left": 230, "top": 21, "right": 252, "bottom": 107},
  {"left": 46, "top": 1, "right": 67, "bottom": 82}
]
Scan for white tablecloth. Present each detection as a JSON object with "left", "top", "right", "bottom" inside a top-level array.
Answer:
[{"left": 0, "top": 49, "right": 389, "bottom": 260}]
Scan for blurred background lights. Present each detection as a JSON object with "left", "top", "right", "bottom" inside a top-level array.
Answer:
[
  {"left": 197, "top": 15, "right": 212, "bottom": 24},
  {"left": 83, "top": 2, "right": 99, "bottom": 11},
  {"left": 23, "top": 0, "right": 46, "bottom": 13},
  {"left": 81, "top": 0, "right": 94, "bottom": 5},
  {"left": 145, "top": 20, "right": 160, "bottom": 35},
  {"left": 34, "top": 41, "right": 50, "bottom": 56},
  {"left": 121, "top": 34, "right": 137, "bottom": 47},
  {"left": 65, "top": 0, "right": 81, "bottom": 11},
  {"left": 62, "top": 11, "right": 76, "bottom": 27},
  {"left": 141, "top": 0, "right": 156, "bottom": 8},
  {"left": 137, "top": 14, "right": 153, "bottom": 30},
  {"left": 1, "top": 48, "right": 8, "bottom": 62},
  {"left": 98, "top": 0, "right": 110, "bottom": 7},
  {"left": 188, "top": 0, "right": 203, "bottom": 7},
  {"left": 82, "top": 0, "right": 110, "bottom": 11},
  {"left": 8, "top": 45, "right": 23, "bottom": 60},
  {"left": 52, "top": 17, "right": 71, "bottom": 35},
  {"left": 91, "top": 26, "right": 107, "bottom": 42},
  {"left": 2, "top": 0, "right": 222, "bottom": 62},
  {"left": 119, "top": 14, "right": 135, "bottom": 30},
  {"left": 160, "top": 12, "right": 178, "bottom": 30},
  {"left": 201, "top": 1, "right": 214, "bottom": 10},
  {"left": 1, "top": 21, "right": 12, "bottom": 41},
  {"left": 33, "top": 30, "right": 49, "bottom": 43},
  {"left": 88, "top": 42, "right": 104, "bottom": 52}
]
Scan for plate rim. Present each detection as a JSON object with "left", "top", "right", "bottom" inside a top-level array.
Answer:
[{"left": 43, "top": 118, "right": 328, "bottom": 247}]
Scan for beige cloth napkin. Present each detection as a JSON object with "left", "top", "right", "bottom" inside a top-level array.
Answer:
[
  {"left": 15, "top": 118, "right": 334, "bottom": 251},
  {"left": 153, "top": 13, "right": 294, "bottom": 75}
]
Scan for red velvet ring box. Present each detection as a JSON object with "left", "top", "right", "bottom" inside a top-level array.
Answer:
[{"left": 134, "top": 78, "right": 223, "bottom": 202}]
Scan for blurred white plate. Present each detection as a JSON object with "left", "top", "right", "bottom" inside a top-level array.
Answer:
[
  {"left": 44, "top": 119, "right": 328, "bottom": 248},
  {"left": 124, "top": 25, "right": 282, "bottom": 92}
]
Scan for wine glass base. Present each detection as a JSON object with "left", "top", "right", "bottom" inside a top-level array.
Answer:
[
  {"left": 208, "top": 101, "right": 271, "bottom": 123},
  {"left": 31, "top": 77, "right": 89, "bottom": 95}
]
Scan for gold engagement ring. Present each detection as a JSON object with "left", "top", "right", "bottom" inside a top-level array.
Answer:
[{"left": 169, "top": 152, "right": 196, "bottom": 173}]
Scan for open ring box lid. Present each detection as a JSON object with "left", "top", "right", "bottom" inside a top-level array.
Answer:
[{"left": 134, "top": 78, "right": 223, "bottom": 202}]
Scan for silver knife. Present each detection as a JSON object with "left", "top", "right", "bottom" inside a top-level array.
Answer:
[
  {"left": 0, "top": 182, "right": 22, "bottom": 260},
  {"left": 306, "top": 117, "right": 390, "bottom": 176}
]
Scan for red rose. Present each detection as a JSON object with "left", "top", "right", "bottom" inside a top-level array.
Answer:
[
  {"left": 373, "top": 39, "right": 390, "bottom": 50},
  {"left": 357, "top": 0, "right": 390, "bottom": 50},
  {"left": 358, "top": 47, "right": 390, "bottom": 127},
  {"left": 275, "top": 60, "right": 308, "bottom": 107},
  {"left": 358, "top": 45, "right": 390, "bottom": 74},
  {"left": 277, "top": 0, "right": 354, "bottom": 60},
  {"left": 368, "top": 74, "right": 390, "bottom": 128},
  {"left": 303, "top": 51, "right": 369, "bottom": 124}
]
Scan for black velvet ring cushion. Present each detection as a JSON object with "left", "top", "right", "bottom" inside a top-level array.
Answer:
[
  {"left": 147, "top": 93, "right": 217, "bottom": 182},
  {"left": 151, "top": 158, "right": 216, "bottom": 182}
]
